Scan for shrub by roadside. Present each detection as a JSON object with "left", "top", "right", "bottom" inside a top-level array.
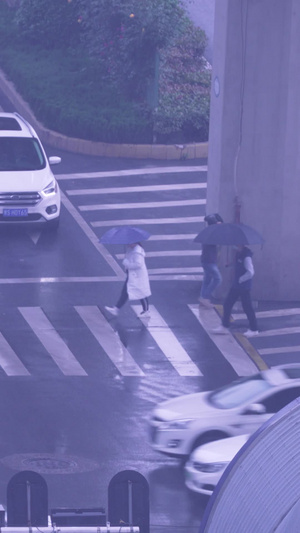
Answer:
[
  {"left": 0, "top": 2, "right": 153, "bottom": 143},
  {"left": 154, "top": 20, "right": 210, "bottom": 143},
  {"left": 0, "top": 1, "right": 210, "bottom": 144}
]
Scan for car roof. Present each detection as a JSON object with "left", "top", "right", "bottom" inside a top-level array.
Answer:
[{"left": 0, "top": 112, "right": 36, "bottom": 139}]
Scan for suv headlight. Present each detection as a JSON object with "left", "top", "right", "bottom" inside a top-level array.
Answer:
[
  {"left": 160, "top": 418, "right": 194, "bottom": 430},
  {"left": 42, "top": 180, "right": 57, "bottom": 195}
]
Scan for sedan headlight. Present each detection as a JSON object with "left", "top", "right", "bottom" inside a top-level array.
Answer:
[
  {"left": 42, "top": 180, "right": 57, "bottom": 195},
  {"left": 193, "top": 461, "right": 227, "bottom": 473},
  {"left": 160, "top": 418, "right": 194, "bottom": 430}
]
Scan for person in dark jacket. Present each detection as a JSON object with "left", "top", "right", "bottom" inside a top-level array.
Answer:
[
  {"left": 213, "top": 245, "right": 259, "bottom": 337},
  {"left": 199, "top": 213, "right": 223, "bottom": 308}
]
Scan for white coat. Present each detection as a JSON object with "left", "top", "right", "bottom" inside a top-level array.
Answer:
[{"left": 122, "top": 244, "right": 151, "bottom": 300}]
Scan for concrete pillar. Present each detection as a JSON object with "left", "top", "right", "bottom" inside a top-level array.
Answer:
[{"left": 206, "top": 0, "right": 300, "bottom": 300}]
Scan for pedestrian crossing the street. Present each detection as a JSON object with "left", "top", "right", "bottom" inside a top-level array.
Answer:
[
  {"left": 57, "top": 166, "right": 207, "bottom": 281},
  {"left": 0, "top": 304, "right": 298, "bottom": 380}
]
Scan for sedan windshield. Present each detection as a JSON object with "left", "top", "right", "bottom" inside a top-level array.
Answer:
[
  {"left": 0, "top": 137, "right": 46, "bottom": 171},
  {"left": 209, "top": 375, "right": 273, "bottom": 409}
]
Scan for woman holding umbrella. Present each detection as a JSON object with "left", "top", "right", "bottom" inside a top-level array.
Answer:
[
  {"left": 101, "top": 226, "right": 152, "bottom": 318},
  {"left": 105, "top": 242, "right": 151, "bottom": 317}
]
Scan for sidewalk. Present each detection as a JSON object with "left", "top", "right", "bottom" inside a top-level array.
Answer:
[{"left": 0, "top": 68, "right": 208, "bottom": 160}]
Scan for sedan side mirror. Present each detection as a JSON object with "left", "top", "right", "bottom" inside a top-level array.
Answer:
[
  {"left": 243, "top": 403, "right": 266, "bottom": 415},
  {"left": 48, "top": 156, "right": 61, "bottom": 165}
]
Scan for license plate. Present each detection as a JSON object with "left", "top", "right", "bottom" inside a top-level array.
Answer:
[{"left": 3, "top": 208, "right": 28, "bottom": 217}]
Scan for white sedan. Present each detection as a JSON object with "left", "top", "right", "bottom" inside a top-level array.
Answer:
[
  {"left": 149, "top": 364, "right": 300, "bottom": 457},
  {"left": 185, "top": 434, "right": 249, "bottom": 495}
]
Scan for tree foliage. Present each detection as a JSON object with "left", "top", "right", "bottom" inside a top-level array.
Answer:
[
  {"left": 78, "top": 0, "right": 186, "bottom": 99},
  {"left": 8, "top": 0, "right": 211, "bottom": 142},
  {"left": 15, "top": 0, "right": 82, "bottom": 48},
  {"left": 154, "top": 21, "right": 211, "bottom": 141}
]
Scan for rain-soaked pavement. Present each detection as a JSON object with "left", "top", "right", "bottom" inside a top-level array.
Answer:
[
  {"left": 0, "top": 150, "right": 226, "bottom": 532},
  {"left": 0, "top": 147, "right": 298, "bottom": 532}
]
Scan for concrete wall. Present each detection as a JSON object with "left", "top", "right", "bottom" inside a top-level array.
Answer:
[{"left": 206, "top": 0, "right": 300, "bottom": 300}]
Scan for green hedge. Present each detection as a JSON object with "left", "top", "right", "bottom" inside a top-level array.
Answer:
[
  {"left": 0, "top": 2, "right": 210, "bottom": 144},
  {"left": 0, "top": 3, "right": 153, "bottom": 143}
]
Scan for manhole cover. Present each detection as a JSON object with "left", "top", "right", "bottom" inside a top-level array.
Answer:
[{"left": 1, "top": 453, "right": 99, "bottom": 474}]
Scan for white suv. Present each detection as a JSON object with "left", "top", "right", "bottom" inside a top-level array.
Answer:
[{"left": 0, "top": 112, "right": 61, "bottom": 229}]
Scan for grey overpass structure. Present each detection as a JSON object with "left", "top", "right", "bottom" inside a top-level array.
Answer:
[
  {"left": 200, "top": 397, "right": 300, "bottom": 532},
  {"left": 206, "top": 0, "right": 300, "bottom": 300}
]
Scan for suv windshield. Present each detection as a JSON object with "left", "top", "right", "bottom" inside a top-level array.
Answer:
[
  {"left": 0, "top": 137, "right": 46, "bottom": 171},
  {"left": 209, "top": 375, "right": 273, "bottom": 409}
]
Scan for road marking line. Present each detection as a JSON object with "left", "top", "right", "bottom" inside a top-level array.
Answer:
[
  {"left": 149, "top": 234, "right": 198, "bottom": 240},
  {"left": 61, "top": 191, "right": 125, "bottom": 279},
  {"left": 149, "top": 274, "right": 203, "bottom": 281},
  {"left": 255, "top": 327, "right": 300, "bottom": 337},
  {"left": 148, "top": 267, "right": 203, "bottom": 274},
  {"left": 0, "top": 274, "right": 203, "bottom": 283},
  {"left": 66, "top": 183, "right": 207, "bottom": 195},
  {"left": 233, "top": 333, "right": 268, "bottom": 370},
  {"left": 92, "top": 216, "right": 204, "bottom": 227},
  {"left": 0, "top": 333, "right": 30, "bottom": 376},
  {"left": 259, "top": 345, "right": 300, "bottom": 355},
  {"left": 57, "top": 165, "right": 207, "bottom": 180},
  {"left": 0, "top": 277, "right": 120, "bottom": 284},
  {"left": 132, "top": 305, "right": 202, "bottom": 376},
  {"left": 233, "top": 308, "right": 300, "bottom": 319},
  {"left": 75, "top": 306, "right": 144, "bottom": 376},
  {"left": 18, "top": 307, "right": 87, "bottom": 376},
  {"left": 188, "top": 304, "right": 258, "bottom": 376},
  {"left": 79, "top": 199, "right": 206, "bottom": 212},
  {"left": 116, "top": 250, "right": 201, "bottom": 258}
]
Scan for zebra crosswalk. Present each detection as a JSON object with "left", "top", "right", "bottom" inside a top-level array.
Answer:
[
  {"left": 0, "top": 303, "right": 253, "bottom": 379},
  {"left": 57, "top": 166, "right": 207, "bottom": 281},
  {"left": 0, "top": 303, "right": 297, "bottom": 379}
]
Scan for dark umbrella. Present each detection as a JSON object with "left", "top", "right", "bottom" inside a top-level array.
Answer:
[
  {"left": 99, "top": 226, "right": 151, "bottom": 244},
  {"left": 194, "top": 223, "right": 264, "bottom": 245}
]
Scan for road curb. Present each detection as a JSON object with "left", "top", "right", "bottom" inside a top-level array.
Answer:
[{"left": 0, "top": 68, "right": 208, "bottom": 160}]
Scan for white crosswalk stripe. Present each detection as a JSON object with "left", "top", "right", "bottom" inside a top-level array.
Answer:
[
  {"left": 188, "top": 304, "right": 258, "bottom": 376},
  {"left": 75, "top": 306, "right": 144, "bottom": 376},
  {"left": 0, "top": 333, "right": 30, "bottom": 376},
  {"left": 19, "top": 307, "right": 87, "bottom": 376},
  {"left": 232, "top": 306, "right": 300, "bottom": 359},
  {"left": 57, "top": 166, "right": 207, "bottom": 180},
  {"left": 79, "top": 199, "right": 206, "bottom": 212},
  {"left": 132, "top": 305, "right": 202, "bottom": 376},
  {"left": 66, "top": 183, "right": 206, "bottom": 196},
  {"left": 91, "top": 216, "right": 205, "bottom": 228}
]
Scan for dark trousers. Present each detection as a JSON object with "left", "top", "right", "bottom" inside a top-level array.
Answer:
[
  {"left": 116, "top": 279, "right": 149, "bottom": 311},
  {"left": 222, "top": 285, "right": 258, "bottom": 331}
]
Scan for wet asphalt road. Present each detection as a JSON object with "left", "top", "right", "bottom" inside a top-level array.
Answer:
[
  {"left": 1, "top": 101, "right": 298, "bottom": 532},
  {"left": 0, "top": 148, "right": 221, "bottom": 532}
]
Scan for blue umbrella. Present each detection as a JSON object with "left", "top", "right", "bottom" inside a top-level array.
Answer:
[
  {"left": 194, "top": 223, "right": 264, "bottom": 245},
  {"left": 99, "top": 226, "right": 151, "bottom": 244}
]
